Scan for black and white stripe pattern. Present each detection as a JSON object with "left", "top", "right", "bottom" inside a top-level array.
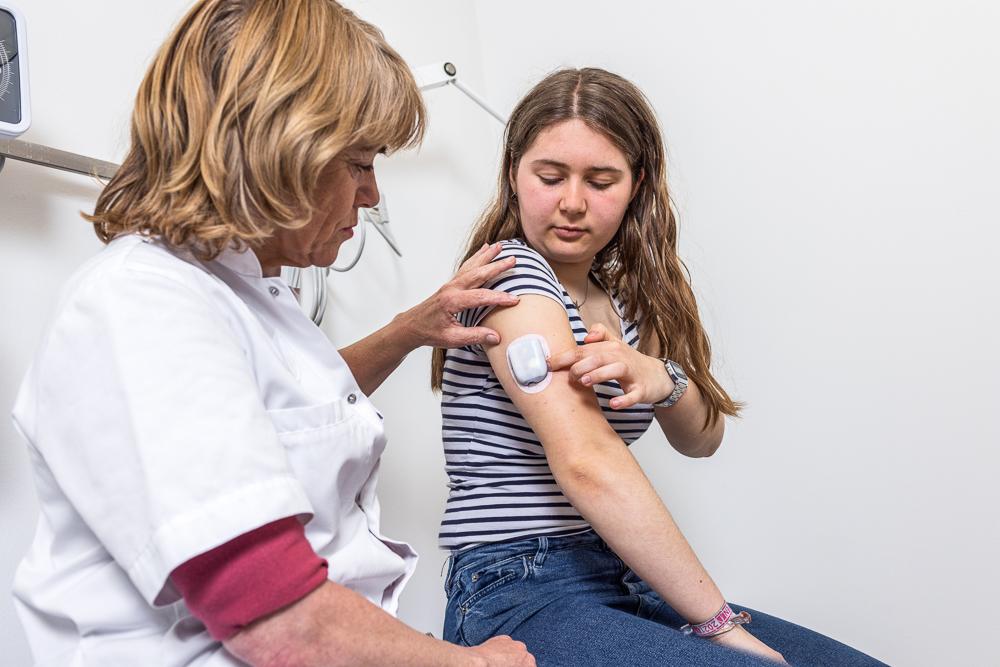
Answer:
[{"left": 439, "top": 239, "right": 655, "bottom": 551}]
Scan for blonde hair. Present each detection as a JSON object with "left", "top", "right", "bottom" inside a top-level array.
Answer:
[
  {"left": 431, "top": 68, "right": 740, "bottom": 429},
  {"left": 86, "top": 0, "right": 425, "bottom": 259}
]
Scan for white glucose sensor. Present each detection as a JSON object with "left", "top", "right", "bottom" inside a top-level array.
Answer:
[{"left": 506, "top": 334, "right": 552, "bottom": 393}]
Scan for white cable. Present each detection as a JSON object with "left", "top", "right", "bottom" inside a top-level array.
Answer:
[{"left": 330, "top": 209, "right": 368, "bottom": 273}]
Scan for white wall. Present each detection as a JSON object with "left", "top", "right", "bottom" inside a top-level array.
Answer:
[
  {"left": 471, "top": 1, "right": 1000, "bottom": 665},
  {"left": 2, "top": 1, "right": 997, "bottom": 666}
]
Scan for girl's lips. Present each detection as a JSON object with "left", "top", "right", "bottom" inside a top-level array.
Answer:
[{"left": 553, "top": 227, "right": 586, "bottom": 240}]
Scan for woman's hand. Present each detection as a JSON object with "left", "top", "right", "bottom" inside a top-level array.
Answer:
[
  {"left": 709, "top": 626, "right": 787, "bottom": 664},
  {"left": 396, "top": 243, "right": 519, "bottom": 349},
  {"left": 546, "top": 323, "right": 671, "bottom": 409},
  {"left": 464, "top": 636, "right": 537, "bottom": 667},
  {"left": 340, "top": 244, "right": 518, "bottom": 395}
]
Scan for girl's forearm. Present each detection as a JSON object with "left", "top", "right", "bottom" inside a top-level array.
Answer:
[
  {"left": 552, "top": 442, "right": 726, "bottom": 623},
  {"left": 655, "top": 380, "right": 725, "bottom": 458}
]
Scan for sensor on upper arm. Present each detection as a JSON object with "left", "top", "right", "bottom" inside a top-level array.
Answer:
[{"left": 506, "top": 334, "right": 552, "bottom": 393}]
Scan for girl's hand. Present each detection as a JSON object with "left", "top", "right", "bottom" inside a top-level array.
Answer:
[
  {"left": 546, "top": 323, "right": 672, "bottom": 409},
  {"left": 709, "top": 626, "right": 788, "bottom": 665},
  {"left": 397, "top": 243, "right": 519, "bottom": 349}
]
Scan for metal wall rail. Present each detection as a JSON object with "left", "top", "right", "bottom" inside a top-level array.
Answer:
[{"left": 0, "top": 136, "right": 117, "bottom": 179}]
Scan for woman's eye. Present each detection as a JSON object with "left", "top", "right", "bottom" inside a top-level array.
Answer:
[
  {"left": 538, "top": 176, "right": 562, "bottom": 186},
  {"left": 347, "top": 161, "right": 375, "bottom": 175},
  {"left": 590, "top": 181, "right": 613, "bottom": 190}
]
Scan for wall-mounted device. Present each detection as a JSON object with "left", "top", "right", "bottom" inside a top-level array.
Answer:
[
  {"left": 0, "top": 3, "right": 29, "bottom": 140},
  {"left": 412, "top": 62, "right": 506, "bottom": 124}
]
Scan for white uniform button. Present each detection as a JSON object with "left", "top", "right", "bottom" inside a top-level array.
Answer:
[
  {"left": 347, "top": 393, "right": 357, "bottom": 404},
  {"left": 268, "top": 286, "right": 280, "bottom": 296}
]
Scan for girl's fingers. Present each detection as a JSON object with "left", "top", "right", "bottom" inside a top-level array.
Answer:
[
  {"left": 584, "top": 323, "right": 609, "bottom": 343},
  {"left": 571, "top": 356, "right": 604, "bottom": 381},
  {"left": 610, "top": 388, "right": 643, "bottom": 409},
  {"left": 580, "top": 362, "right": 627, "bottom": 387},
  {"left": 547, "top": 348, "right": 581, "bottom": 371}
]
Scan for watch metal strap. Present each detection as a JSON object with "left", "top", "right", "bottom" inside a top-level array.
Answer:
[{"left": 653, "top": 359, "right": 688, "bottom": 408}]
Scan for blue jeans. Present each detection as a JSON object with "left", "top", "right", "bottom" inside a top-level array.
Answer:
[{"left": 443, "top": 531, "right": 887, "bottom": 666}]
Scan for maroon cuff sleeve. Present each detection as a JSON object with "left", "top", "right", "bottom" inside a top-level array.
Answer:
[{"left": 171, "top": 516, "right": 328, "bottom": 641}]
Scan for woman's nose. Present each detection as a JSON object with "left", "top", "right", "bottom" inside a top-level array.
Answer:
[{"left": 356, "top": 170, "right": 380, "bottom": 209}]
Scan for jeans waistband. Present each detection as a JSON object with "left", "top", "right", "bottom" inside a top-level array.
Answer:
[{"left": 446, "top": 529, "right": 607, "bottom": 585}]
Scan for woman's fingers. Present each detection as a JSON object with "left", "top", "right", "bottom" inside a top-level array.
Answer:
[
  {"left": 446, "top": 326, "right": 502, "bottom": 348},
  {"left": 458, "top": 255, "right": 516, "bottom": 289},
  {"left": 458, "top": 242, "right": 504, "bottom": 274},
  {"left": 450, "top": 288, "right": 519, "bottom": 312},
  {"left": 410, "top": 246, "right": 516, "bottom": 349},
  {"left": 458, "top": 242, "right": 491, "bottom": 269}
]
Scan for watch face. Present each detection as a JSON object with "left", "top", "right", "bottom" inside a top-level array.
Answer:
[{"left": 668, "top": 361, "right": 688, "bottom": 383}]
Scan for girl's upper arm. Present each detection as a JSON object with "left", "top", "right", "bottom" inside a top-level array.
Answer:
[{"left": 480, "top": 295, "right": 622, "bottom": 462}]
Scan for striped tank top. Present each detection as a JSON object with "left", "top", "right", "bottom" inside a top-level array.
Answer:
[{"left": 438, "top": 239, "right": 656, "bottom": 551}]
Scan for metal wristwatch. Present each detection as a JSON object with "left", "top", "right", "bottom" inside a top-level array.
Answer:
[{"left": 653, "top": 359, "right": 688, "bottom": 408}]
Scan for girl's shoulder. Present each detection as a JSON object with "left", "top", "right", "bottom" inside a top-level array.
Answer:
[{"left": 494, "top": 238, "right": 558, "bottom": 282}]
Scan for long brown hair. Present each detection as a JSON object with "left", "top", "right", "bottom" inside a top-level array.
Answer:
[
  {"left": 431, "top": 67, "right": 740, "bottom": 428},
  {"left": 85, "top": 0, "right": 424, "bottom": 260}
]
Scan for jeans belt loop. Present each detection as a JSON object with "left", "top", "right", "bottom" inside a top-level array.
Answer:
[
  {"left": 534, "top": 536, "right": 549, "bottom": 566},
  {"left": 442, "top": 553, "right": 455, "bottom": 592}
]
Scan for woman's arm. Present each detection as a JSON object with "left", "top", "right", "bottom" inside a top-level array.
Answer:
[
  {"left": 224, "top": 580, "right": 534, "bottom": 667},
  {"left": 483, "top": 296, "right": 782, "bottom": 663},
  {"left": 338, "top": 316, "right": 421, "bottom": 396},
  {"left": 339, "top": 244, "right": 519, "bottom": 395},
  {"left": 547, "top": 323, "right": 724, "bottom": 458}
]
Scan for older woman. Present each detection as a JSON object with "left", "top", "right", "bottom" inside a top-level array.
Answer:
[{"left": 10, "top": 1, "right": 533, "bottom": 665}]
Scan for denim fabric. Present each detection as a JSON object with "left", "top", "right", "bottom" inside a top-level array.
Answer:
[{"left": 444, "top": 531, "right": 887, "bottom": 667}]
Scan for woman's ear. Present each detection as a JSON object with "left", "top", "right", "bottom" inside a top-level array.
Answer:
[{"left": 630, "top": 168, "right": 645, "bottom": 201}]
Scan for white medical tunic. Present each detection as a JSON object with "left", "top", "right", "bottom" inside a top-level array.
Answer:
[{"left": 11, "top": 234, "right": 417, "bottom": 666}]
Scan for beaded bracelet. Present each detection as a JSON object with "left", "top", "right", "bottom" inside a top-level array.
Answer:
[{"left": 681, "top": 603, "right": 752, "bottom": 639}]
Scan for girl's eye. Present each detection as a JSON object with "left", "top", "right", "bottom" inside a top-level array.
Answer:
[
  {"left": 590, "top": 182, "right": 613, "bottom": 190},
  {"left": 538, "top": 176, "right": 562, "bottom": 185},
  {"left": 353, "top": 163, "right": 375, "bottom": 173}
]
